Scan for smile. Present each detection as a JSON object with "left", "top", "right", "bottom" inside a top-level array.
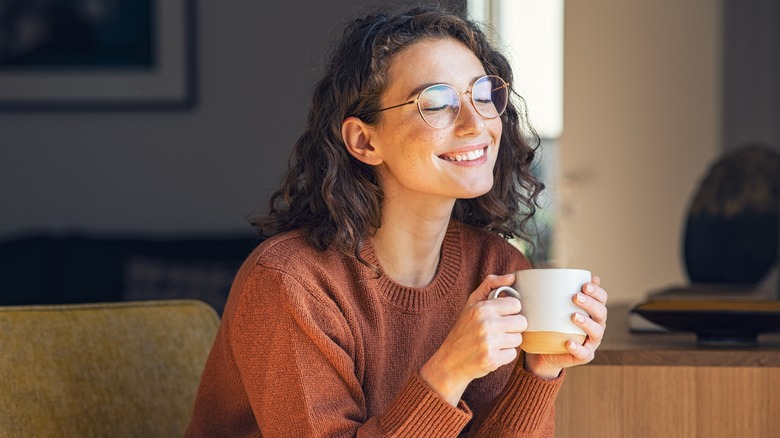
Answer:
[{"left": 439, "top": 148, "right": 486, "bottom": 162}]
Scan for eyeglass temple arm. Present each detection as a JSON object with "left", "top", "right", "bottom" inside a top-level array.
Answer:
[
  {"left": 364, "top": 100, "right": 417, "bottom": 116},
  {"left": 493, "top": 82, "right": 510, "bottom": 92}
]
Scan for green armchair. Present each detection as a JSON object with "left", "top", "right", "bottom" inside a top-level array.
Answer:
[{"left": 0, "top": 300, "right": 219, "bottom": 437}]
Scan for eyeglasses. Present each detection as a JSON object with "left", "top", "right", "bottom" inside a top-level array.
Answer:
[{"left": 364, "top": 75, "right": 510, "bottom": 129}]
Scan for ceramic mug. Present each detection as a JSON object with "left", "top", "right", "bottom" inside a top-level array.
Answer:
[{"left": 489, "top": 268, "right": 590, "bottom": 354}]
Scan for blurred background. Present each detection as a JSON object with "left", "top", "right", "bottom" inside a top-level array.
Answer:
[{"left": 0, "top": 0, "right": 777, "bottom": 308}]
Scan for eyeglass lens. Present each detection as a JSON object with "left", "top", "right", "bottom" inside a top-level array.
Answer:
[{"left": 417, "top": 76, "right": 508, "bottom": 128}]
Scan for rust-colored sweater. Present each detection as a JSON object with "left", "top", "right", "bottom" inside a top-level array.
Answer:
[{"left": 187, "top": 221, "right": 563, "bottom": 437}]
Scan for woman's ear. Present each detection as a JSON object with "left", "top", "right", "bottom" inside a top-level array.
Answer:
[{"left": 341, "top": 117, "right": 383, "bottom": 166}]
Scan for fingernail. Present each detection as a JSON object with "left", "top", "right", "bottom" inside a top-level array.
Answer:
[
  {"left": 574, "top": 312, "right": 586, "bottom": 323},
  {"left": 577, "top": 293, "right": 587, "bottom": 303},
  {"left": 567, "top": 341, "right": 577, "bottom": 350},
  {"left": 586, "top": 284, "right": 594, "bottom": 293}
]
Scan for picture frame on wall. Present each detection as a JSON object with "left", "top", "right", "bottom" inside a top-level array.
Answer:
[{"left": 0, "top": 0, "right": 196, "bottom": 110}]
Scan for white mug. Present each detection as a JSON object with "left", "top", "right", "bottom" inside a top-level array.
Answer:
[{"left": 489, "top": 268, "right": 590, "bottom": 354}]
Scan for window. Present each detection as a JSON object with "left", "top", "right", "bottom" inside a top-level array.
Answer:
[
  {"left": 468, "top": 0, "right": 564, "bottom": 264},
  {"left": 467, "top": 0, "right": 563, "bottom": 139}
]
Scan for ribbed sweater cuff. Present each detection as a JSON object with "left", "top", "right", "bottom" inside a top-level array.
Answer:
[
  {"left": 486, "top": 366, "right": 564, "bottom": 432},
  {"left": 379, "top": 373, "right": 472, "bottom": 437}
]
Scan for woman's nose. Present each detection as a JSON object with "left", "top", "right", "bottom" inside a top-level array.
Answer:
[{"left": 453, "top": 92, "right": 485, "bottom": 134}]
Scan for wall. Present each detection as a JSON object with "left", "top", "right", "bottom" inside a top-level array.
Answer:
[
  {"left": 723, "top": 0, "right": 780, "bottom": 151},
  {"left": 555, "top": 0, "right": 723, "bottom": 304},
  {"left": 0, "top": 0, "right": 728, "bottom": 307},
  {"left": 0, "top": 0, "right": 461, "bottom": 237}
]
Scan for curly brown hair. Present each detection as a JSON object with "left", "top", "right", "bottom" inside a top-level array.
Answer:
[{"left": 251, "top": 4, "right": 545, "bottom": 260}]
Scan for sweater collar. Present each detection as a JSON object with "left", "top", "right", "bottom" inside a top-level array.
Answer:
[{"left": 361, "top": 221, "right": 463, "bottom": 313}]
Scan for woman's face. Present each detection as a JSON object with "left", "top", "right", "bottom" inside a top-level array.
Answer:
[{"left": 368, "top": 37, "right": 503, "bottom": 205}]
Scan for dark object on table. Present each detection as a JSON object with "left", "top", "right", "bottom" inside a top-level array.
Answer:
[
  {"left": 632, "top": 144, "right": 780, "bottom": 340},
  {"left": 632, "top": 299, "right": 780, "bottom": 346},
  {"left": 683, "top": 143, "right": 780, "bottom": 285}
]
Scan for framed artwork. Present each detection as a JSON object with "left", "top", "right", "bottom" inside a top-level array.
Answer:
[{"left": 0, "top": 0, "right": 196, "bottom": 109}]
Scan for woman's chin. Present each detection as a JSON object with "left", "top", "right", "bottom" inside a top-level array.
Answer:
[{"left": 455, "top": 183, "right": 494, "bottom": 200}]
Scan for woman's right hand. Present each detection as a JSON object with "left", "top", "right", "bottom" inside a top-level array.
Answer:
[{"left": 419, "top": 274, "right": 527, "bottom": 406}]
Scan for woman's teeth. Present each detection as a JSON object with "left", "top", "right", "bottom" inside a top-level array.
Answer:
[{"left": 441, "top": 148, "right": 485, "bottom": 162}]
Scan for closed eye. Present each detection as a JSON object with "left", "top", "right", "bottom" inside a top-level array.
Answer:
[{"left": 421, "top": 104, "right": 455, "bottom": 112}]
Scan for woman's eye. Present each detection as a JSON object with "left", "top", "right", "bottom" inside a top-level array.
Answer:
[{"left": 422, "top": 103, "right": 453, "bottom": 112}]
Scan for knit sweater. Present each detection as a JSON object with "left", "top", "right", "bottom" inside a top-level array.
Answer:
[{"left": 186, "top": 221, "right": 563, "bottom": 437}]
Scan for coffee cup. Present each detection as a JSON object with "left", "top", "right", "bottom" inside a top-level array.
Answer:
[{"left": 489, "top": 268, "right": 590, "bottom": 354}]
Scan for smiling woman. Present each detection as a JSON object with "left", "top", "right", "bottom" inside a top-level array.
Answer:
[{"left": 186, "top": 5, "right": 608, "bottom": 437}]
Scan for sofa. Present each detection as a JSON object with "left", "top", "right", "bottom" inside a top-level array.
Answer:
[
  {"left": 0, "top": 299, "right": 220, "bottom": 436},
  {"left": 0, "top": 232, "right": 262, "bottom": 314}
]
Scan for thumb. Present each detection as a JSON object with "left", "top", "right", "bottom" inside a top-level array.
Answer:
[{"left": 468, "top": 273, "right": 516, "bottom": 304}]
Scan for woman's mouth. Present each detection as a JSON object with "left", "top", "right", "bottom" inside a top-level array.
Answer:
[{"left": 439, "top": 147, "right": 486, "bottom": 162}]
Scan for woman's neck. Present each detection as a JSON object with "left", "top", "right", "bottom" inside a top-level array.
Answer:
[{"left": 371, "top": 196, "right": 455, "bottom": 288}]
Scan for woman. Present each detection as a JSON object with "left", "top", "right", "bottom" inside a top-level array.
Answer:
[{"left": 187, "top": 5, "right": 608, "bottom": 437}]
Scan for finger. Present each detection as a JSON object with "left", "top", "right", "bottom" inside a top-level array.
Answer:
[
  {"left": 498, "top": 313, "right": 527, "bottom": 332},
  {"left": 480, "top": 330, "right": 524, "bottom": 351},
  {"left": 591, "top": 275, "right": 601, "bottom": 287},
  {"left": 499, "top": 332, "right": 524, "bottom": 349},
  {"left": 487, "top": 297, "right": 523, "bottom": 316},
  {"left": 470, "top": 274, "right": 516, "bottom": 303},
  {"left": 572, "top": 312, "right": 605, "bottom": 344},
  {"left": 493, "top": 346, "right": 519, "bottom": 367},
  {"left": 566, "top": 339, "right": 595, "bottom": 363},
  {"left": 582, "top": 282, "right": 608, "bottom": 305},
  {"left": 574, "top": 293, "right": 608, "bottom": 324}
]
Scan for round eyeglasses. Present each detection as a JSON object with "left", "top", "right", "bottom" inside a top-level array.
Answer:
[{"left": 363, "top": 75, "right": 510, "bottom": 129}]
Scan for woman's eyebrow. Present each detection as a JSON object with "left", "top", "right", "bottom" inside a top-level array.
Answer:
[
  {"left": 402, "top": 82, "right": 440, "bottom": 101},
  {"left": 403, "top": 75, "right": 485, "bottom": 100}
]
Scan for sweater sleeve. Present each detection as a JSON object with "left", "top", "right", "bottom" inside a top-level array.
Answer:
[
  {"left": 229, "top": 263, "right": 472, "bottom": 437},
  {"left": 466, "top": 353, "right": 564, "bottom": 437}
]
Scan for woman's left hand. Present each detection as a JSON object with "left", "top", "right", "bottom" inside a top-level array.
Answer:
[{"left": 523, "top": 275, "right": 608, "bottom": 380}]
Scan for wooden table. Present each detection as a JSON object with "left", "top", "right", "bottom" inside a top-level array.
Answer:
[{"left": 554, "top": 304, "right": 780, "bottom": 438}]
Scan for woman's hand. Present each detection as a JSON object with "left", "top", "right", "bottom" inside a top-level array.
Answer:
[
  {"left": 420, "top": 274, "right": 527, "bottom": 406},
  {"left": 523, "top": 275, "right": 609, "bottom": 380}
]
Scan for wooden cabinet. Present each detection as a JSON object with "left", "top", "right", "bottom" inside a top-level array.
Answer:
[{"left": 555, "top": 305, "right": 780, "bottom": 438}]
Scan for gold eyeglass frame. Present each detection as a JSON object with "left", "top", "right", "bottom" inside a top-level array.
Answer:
[{"left": 363, "top": 75, "right": 511, "bottom": 129}]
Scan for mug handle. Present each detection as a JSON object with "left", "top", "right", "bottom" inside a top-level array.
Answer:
[{"left": 488, "top": 286, "right": 521, "bottom": 300}]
